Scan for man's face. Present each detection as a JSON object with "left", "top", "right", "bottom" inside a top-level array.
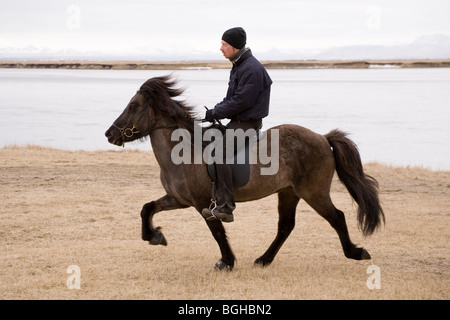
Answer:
[{"left": 220, "top": 40, "right": 239, "bottom": 59}]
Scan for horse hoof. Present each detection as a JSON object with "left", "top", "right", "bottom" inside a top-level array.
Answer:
[
  {"left": 214, "top": 259, "right": 232, "bottom": 271},
  {"left": 361, "top": 249, "right": 371, "bottom": 260},
  {"left": 149, "top": 232, "right": 167, "bottom": 246},
  {"left": 254, "top": 258, "right": 271, "bottom": 267}
]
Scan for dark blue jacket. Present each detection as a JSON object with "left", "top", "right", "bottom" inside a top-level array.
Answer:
[{"left": 212, "top": 49, "right": 272, "bottom": 122}]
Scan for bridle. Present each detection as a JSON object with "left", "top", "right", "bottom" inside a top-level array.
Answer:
[
  {"left": 112, "top": 122, "right": 178, "bottom": 144},
  {"left": 113, "top": 123, "right": 140, "bottom": 141}
]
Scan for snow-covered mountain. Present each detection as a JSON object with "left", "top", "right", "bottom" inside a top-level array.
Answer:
[
  {"left": 311, "top": 34, "right": 450, "bottom": 60},
  {"left": 1, "top": 34, "right": 449, "bottom": 61}
]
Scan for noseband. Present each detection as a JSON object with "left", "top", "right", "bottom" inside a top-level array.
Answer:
[
  {"left": 113, "top": 123, "right": 140, "bottom": 141},
  {"left": 112, "top": 123, "right": 179, "bottom": 143}
]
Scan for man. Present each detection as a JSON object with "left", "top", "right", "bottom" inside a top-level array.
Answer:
[{"left": 201, "top": 27, "right": 273, "bottom": 223}]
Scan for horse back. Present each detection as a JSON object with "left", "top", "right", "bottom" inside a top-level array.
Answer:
[{"left": 234, "top": 124, "right": 335, "bottom": 201}]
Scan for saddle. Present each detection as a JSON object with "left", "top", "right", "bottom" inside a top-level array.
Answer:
[{"left": 205, "top": 129, "right": 261, "bottom": 189}]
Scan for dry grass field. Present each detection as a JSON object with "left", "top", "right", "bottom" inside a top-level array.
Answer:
[{"left": 0, "top": 145, "right": 448, "bottom": 300}]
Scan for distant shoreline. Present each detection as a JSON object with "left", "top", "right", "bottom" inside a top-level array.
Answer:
[{"left": 1, "top": 59, "right": 450, "bottom": 70}]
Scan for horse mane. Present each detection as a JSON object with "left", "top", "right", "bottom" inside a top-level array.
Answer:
[{"left": 138, "top": 75, "right": 200, "bottom": 132}]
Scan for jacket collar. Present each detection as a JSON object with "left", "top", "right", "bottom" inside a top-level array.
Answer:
[{"left": 230, "top": 47, "right": 251, "bottom": 65}]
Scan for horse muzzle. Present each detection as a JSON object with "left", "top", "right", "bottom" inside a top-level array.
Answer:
[
  {"left": 105, "top": 126, "right": 123, "bottom": 146},
  {"left": 105, "top": 123, "right": 140, "bottom": 146}
]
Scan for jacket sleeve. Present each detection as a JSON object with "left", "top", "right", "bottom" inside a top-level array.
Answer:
[{"left": 212, "top": 68, "right": 264, "bottom": 119}]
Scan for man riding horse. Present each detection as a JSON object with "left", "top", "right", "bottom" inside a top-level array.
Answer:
[
  {"left": 105, "top": 28, "right": 383, "bottom": 271},
  {"left": 201, "top": 27, "right": 273, "bottom": 223}
]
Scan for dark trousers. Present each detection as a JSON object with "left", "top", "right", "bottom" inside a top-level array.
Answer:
[{"left": 214, "top": 119, "right": 262, "bottom": 213}]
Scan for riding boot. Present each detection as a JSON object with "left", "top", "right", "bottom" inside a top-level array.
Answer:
[
  {"left": 201, "top": 119, "right": 261, "bottom": 223},
  {"left": 201, "top": 162, "right": 235, "bottom": 223}
]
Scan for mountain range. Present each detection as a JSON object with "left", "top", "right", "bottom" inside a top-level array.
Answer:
[{"left": 1, "top": 34, "right": 449, "bottom": 61}]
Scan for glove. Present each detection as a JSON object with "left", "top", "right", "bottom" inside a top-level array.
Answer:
[{"left": 204, "top": 109, "right": 215, "bottom": 122}]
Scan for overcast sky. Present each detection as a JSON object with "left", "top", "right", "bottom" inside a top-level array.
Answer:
[{"left": 1, "top": 0, "right": 449, "bottom": 59}]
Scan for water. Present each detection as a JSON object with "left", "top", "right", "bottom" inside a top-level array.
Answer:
[{"left": 0, "top": 67, "right": 449, "bottom": 171}]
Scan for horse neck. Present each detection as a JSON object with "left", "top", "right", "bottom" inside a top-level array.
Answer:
[
  {"left": 149, "top": 114, "right": 200, "bottom": 172},
  {"left": 149, "top": 126, "right": 179, "bottom": 172}
]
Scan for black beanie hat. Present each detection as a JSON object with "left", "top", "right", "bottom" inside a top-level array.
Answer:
[{"left": 222, "top": 27, "right": 246, "bottom": 49}]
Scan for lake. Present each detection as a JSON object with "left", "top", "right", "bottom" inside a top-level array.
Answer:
[{"left": 0, "top": 67, "right": 449, "bottom": 170}]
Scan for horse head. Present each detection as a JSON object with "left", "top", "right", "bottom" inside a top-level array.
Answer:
[
  {"left": 105, "top": 91, "right": 149, "bottom": 146},
  {"left": 105, "top": 75, "right": 193, "bottom": 147}
]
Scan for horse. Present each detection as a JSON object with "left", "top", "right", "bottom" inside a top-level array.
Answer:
[{"left": 105, "top": 75, "right": 385, "bottom": 271}]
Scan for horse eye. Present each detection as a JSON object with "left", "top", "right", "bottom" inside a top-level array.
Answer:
[{"left": 129, "top": 103, "right": 138, "bottom": 111}]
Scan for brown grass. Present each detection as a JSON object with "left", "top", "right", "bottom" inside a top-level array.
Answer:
[{"left": 0, "top": 145, "right": 449, "bottom": 299}]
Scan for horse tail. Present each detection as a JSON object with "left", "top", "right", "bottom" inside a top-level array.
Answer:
[{"left": 325, "top": 129, "right": 385, "bottom": 236}]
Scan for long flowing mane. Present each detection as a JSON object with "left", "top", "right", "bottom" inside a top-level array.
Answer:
[{"left": 138, "top": 75, "right": 200, "bottom": 132}]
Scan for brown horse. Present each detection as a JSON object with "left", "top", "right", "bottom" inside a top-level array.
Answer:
[{"left": 105, "top": 75, "right": 384, "bottom": 270}]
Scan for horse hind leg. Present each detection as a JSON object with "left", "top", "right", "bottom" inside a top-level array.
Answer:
[
  {"left": 255, "top": 188, "right": 299, "bottom": 267},
  {"left": 304, "top": 194, "right": 371, "bottom": 260}
]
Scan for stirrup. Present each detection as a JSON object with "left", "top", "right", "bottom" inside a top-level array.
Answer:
[
  {"left": 204, "top": 181, "right": 219, "bottom": 220},
  {"left": 201, "top": 200, "right": 218, "bottom": 221},
  {"left": 208, "top": 200, "right": 218, "bottom": 220}
]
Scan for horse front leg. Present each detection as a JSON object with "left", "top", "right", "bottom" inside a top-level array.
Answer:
[
  {"left": 195, "top": 198, "right": 235, "bottom": 270},
  {"left": 141, "top": 194, "right": 187, "bottom": 245},
  {"left": 204, "top": 219, "right": 236, "bottom": 271}
]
